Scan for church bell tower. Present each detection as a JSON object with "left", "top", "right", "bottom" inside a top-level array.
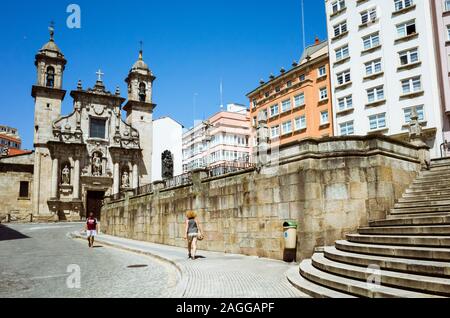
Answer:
[{"left": 123, "top": 49, "right": 156, "bottom": 185}]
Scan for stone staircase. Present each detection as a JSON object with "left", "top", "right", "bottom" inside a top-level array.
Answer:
[{"left": 287, "top": 158, "right": 450, "bottom": 298}]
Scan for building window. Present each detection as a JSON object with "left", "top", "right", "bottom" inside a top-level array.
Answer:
[
  {"left": 282, "top": 121, "right": 292, "bottom": 135},
  {"left": 404, "top": 105, "right": 424, "bottom": 123},
  {"left": 365, "top": 59, "right": 382, "bottom": 76},
  {"left": 275, "top": 86, "right": 281, "bottom": 93},
  {"left": 252, "top": 117, "right": 257, "bottom": 127},
  {"left": 340, "top": 121, "right": 354, "bottom": 136},
  {"left": 361, "top": 7, "right": 377, "bottom": 25},
  {"left": 286, "top": 80, "right": 293, "bottom": 88},
  {"left": 367, "top": 86, "right": 385, "bottom": 103},
  {"left": 264, "top": 91, "right": 270, "bottom": 98},
  {"left": 395, "top": 0, "right": 414, "bottom": 12},
  {"left": 399, "top": 48, "right": 419, "bottom": 65},
  {"left": 294, "top": 93, "right": 305, "bottom": 107},
  {"left": 281, "top": 99, "right": 291, "bottom": 113},
  {"left": 19, "top": 181, "right": 29, "bottom": 198},
  {"left": 252, "top": 99, "right": 257, "bottom": 109},
  {"left": 319, "top": 87, "right": 328, "bottom": 101},
  {"left": 295, "top": 115, "right": 307, "bottom": 130},
  {"left": 90, "top": 118, "right": 107, "bottom": 139},
  {"left": 333, "top": 21, "right": 348, "bottom": 37},
  {"left": 446, "top": 0, "right": 450, "bottom": 11},
  {"left": 397, "top": 20, "right": 416, "bottom": 38},
  {"left": 299, "top": 74, "right": 306, "bottom": 81},
  {"left": 336, "top": 70, "right": 351, "bottom": 85},
  {"left": 320, "top": 111, "right": 329, "bottom": 125},
  {"left": 318, "top": 66, "right": 327, "bottom": 77},
  {"left": 262, "top": 109, "right": 268, "bottom": 119},
  {"left": 363, "top": 33, "right": 380, "bottom": 50},
  {"left": 270, "top": 126, "right": 280, "bottom": 138},
  {"left": 46, "top": 66, "right": 55, "bottom": 88},
  {"left": 401, "top": 76, "right": 422, "bottom": 94},
  {"left": 331, "top": 0, "right": 346, "bottom": 14},
  {"left": 447, "top": 25, "right": 450, "bottom": 41},
  {"left": 369, "top": 113, "right": 387, "bottom": 130},
  {"left": 270, "top": 104, "right": 279, "bottom": 117},
  {"left": 335, "top": 45, "right": 349, "bottom": 61},
  {"left": 338, "top": 95, "right": 353, "bottom": 111}
]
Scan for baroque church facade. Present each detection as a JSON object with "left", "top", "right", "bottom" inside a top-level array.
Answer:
[{"left": 31, "top": 29, "right": 155, "bottom": 220}]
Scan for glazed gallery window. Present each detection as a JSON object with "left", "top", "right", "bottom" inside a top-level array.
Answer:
[
  {"left": 399, "top": 48, "right": 419, "bottom": 65},
  {"left": 333, "top": 21, "right": 348, "bottom": 37},
  {"left": 339, "top": 121, "right": 354, "bottom": 136},
  {"left": 404, "top": 105, "right": 424, "bottom": 123},
  {"left": 363, "top": 33, "right": 380, "bottom": 50},
  {"left": 336, "top": 70, "right": 351, "bottom": 85},
  {"left": 282, "top": 121, "right": 292, "bottom": 134},
  {"left": 338, "top": 95, "right": 353, "bottom": 111},
  {"left": 394, "top": 0, "right": 413, "bottom": 12},
  {"left": 369, "top": 113, "right": 387, "bottom": 130},
  {"left": 397, "top": 20, "right": 416, "bottom": 38},
  {"left": 294, "top": 93, "right": 305, "bottom": 107},
  {"left": 336, "top": 45, "right": 349, "bottom": 61},
  {"left": 90, "top": 118, "right": 106, "bottom": 139},
  {"left": 365, "top": 59, "right": 382, "bottom": 76},
  {"left": 270, "top": 126, "right": 280, "bottom": 138},
  {"left": 360, "top": 7, "right": 377, "bottom": 25},
  {"left": 367, "top": 86, "right": 384, "bottom": 103},
  {"left": 281, "top": 99, "right": 291, "bottom": 113},
  {"left": 401, "top": 76, "right": 422, "bottom": 94},
  {"left": 270, "top": 104, "right": 279, "bottom": 117},
  {"left": 331, "top": 0, "right": 346, "bottom": 14},
  {"left": 295, "top": 115, "right": 307, "bottom": 130}
]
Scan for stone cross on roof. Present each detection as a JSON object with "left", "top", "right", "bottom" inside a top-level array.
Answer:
[{"left": 96, "top": 69, "right": 104, "bottom": 82}]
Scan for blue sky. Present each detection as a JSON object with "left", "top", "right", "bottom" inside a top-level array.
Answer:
[{"left": 0, "top": 0, "right": 327, "bottom": 149}]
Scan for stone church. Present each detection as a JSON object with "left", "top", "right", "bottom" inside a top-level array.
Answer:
[{"left": 0, "top": 28, "right": 182, "bottom": 222}]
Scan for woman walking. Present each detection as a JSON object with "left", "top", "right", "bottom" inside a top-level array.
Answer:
[{"left": 184, "top": 210, "right": 203, "bottom": 260}]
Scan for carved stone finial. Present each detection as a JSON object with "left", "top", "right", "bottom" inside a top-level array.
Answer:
[
  {"left": 77, "top": 80, "right": 82, "bottom": 90},
  {"left": 115, "top": 86, "right": 121, "bottom": 96}
]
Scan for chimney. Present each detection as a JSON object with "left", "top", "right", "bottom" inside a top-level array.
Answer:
[{"left": 315, "top": 36, "right": 320, "bottom": 45}]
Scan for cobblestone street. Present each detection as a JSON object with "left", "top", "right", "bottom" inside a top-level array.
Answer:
[{"left": 0, "top": 223, "right": 178, "bottom": 298}]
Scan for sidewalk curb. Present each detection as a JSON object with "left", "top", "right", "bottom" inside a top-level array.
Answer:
[{"left": 70, "top": 231, "right": 187, "bottom": 297}]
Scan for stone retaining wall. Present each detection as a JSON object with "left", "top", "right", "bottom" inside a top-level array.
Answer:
[{"left": 101, "top": 136, "right": 424, "bottom": 261}]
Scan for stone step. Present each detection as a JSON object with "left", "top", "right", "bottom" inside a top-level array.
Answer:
[
  {"left": 347, "top": 234, "right": 450, "bottom": 247},
  {"left": 427, "top": 165, "right": 450, "bottom": 172},
  {"left": 370, "top": 215, "right": 450, "bottom": 227},
  {"left": 415, "top": 174, "right": 450, "bottom": 182},
  {"left": 431, "top": 158, "right": 450, "bottom": 166},
  {"left": 358, "top": 225, "right": 450, "bottom": 236},
  {"left": 311, "top": 253, "right": 450, "bottom": 296},
  {"left": 299, "top": 259, "right": 440, "bottom": 298},
  {"left": 391, "top": 206, "right": 450, "bottom": 215},
  {"left": 285, "top": 267, "right": 352, "bottom": 298},
  {"left": 404, "top": 189, "right": 450, "bottom": 196},
  {"left": 324, "top": 246, "right": 450, "bottom": 278},
  {"left": 408, "top": 183, "right": 450, "bottom": 191},
  {"left": 412, "top": 178, "right": 450, "bottom": 186},
  {"left": 335, "top": 240, "right": 450, "bottom": 261},
  {"left": 394, "top": 200, "right": 450, "bottom": 209},
  {"left": 398, "top": 195, "right": 450, "bottom": 204},
  {"left": 387, "top": 212, "right": 450, "bottom": 219}
]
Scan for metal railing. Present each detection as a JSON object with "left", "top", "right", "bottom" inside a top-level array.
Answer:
[
  {"left": 163, "top": 172, "right": 193, "bottom": 189},
  {"left": 207, "top": 161, "right": 255, "bottom": 178}
]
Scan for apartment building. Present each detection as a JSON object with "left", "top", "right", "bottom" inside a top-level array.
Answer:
[
  {"left": 432, "top": 0, "right": 450, "bottom": 145},
  {"left": 182, "top": 104, "right": 251, "bottom": 172},
  {"left": 0, "top": 125, "right": 29, "bottom": 156},
  {"left": 325, "top": 0, "right": 444, "bottom": 158},
  {"left": 247, "top": 39, "right": 333, "bottom": 149}
]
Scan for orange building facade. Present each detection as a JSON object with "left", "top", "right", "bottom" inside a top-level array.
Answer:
[{"left": 247, "top": 40, "right": 333, "bottom": 149}]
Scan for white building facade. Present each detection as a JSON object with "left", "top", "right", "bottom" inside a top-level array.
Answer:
[
  {"left": 325, "top": 0, "right": 445, "bottom": 158},
  {"left": 152, "top": 117, "right": 183, "bottom": 181}
]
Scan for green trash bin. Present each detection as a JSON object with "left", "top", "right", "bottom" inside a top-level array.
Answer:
[{"left": 283, "top": 221, "right": 298, "bottom": 262}]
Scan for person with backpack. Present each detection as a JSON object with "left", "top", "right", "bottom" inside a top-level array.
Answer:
[
  {"left": 86, "top": 212, "right": 99, "bottom": 248},
  {"left": 184, "top": 210, "right": 203, "bottom": 260}
]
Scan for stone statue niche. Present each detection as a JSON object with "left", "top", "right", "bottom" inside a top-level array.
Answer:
[
  {"left": 92, "top": 152, "right": 103, "bottom": 177},
  {"left": 121, "top": 167, "right": 130, "bottom": 189},
  {"left": 162, "top": 150, "right": 174, "bottom": 180},
  {"left": 61, "top": 163, "right": 71, "bottom": 185}
]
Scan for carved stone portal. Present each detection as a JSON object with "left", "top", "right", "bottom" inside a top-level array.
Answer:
[{"left": 162, "top": 150, "right": 174, "bottom": 180}]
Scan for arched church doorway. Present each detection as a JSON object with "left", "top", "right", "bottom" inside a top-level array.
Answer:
[{"left": 86, "top": 191, "right": 105, "bottom": 220}]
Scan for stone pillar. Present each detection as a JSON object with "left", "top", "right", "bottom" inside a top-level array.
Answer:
[
  {"left": 113, "top": 162, "right": 120, "bottom": 194},
  {"left": 132, "top": 163, "right": 139, "bottom": 189},
  {"left": 73, "top": 159, "right": 80, "bottom": 199},
  {"left": 255, "top": 111, "right": 270, "bottom": 170},
  {"left": 51, "top": 157, "right": 59, "bottom": 198}
]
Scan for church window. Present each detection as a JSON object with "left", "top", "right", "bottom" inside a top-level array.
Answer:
[
  {"left": 46, "top": 66, "right": 55, "bottom": 88},
  {"left": 19, "top": 181, "right": 29, "bottom": 198},
  {"left": 90, "top": 118, "right": 106, "bottom": 139},
  {"left": 139, "top": 83, "right": 146, "bottom": 102}
]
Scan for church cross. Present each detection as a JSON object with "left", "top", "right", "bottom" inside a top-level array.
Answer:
[{"left": 96, "top": 69, "right": 104, "bottom": 82}]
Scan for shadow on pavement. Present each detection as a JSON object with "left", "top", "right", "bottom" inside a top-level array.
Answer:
[{"left": 0, "top": 224, "right": 30, "bottom": 242}]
